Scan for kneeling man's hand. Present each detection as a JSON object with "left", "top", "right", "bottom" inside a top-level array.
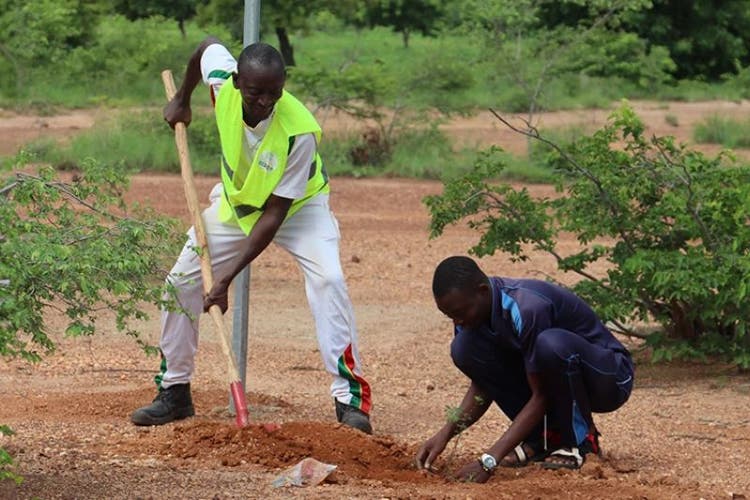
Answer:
[{"left": 457, "top": 460, "right": 492, "bottom": 483}]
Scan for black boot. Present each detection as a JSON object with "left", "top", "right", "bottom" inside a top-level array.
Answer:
[
  {"left": 335, "top": 399, "right": 372, "bottom": 434},
  {"left": 131, "top": 383, "right": 195, "bottom": 426}
]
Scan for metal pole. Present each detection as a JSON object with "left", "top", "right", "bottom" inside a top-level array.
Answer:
[
  {"left": 230, "top": 268, "right": 249, "bottom": 415},
  {"left": 229, "top": 0, "right": 260, "bottom": 415},
  {"left": 244, "top": 0, "right": 261, "bottom": 47}
]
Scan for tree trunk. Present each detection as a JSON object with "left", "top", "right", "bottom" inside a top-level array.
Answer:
[
  {"left": 669, "top": 300, "right": 698, "bottom": 340},
  {"left": 401, "top": 29, "right": 410, "bottom": 48},
  {"left": 275, "top": 27, "right": 295, "bottom": 67}
]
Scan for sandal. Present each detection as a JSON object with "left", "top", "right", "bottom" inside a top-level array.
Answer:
[
  {"left": 542, "top": 447, "right": 586, "bottom": 470},
  {"left": 500, "top": 442, "right": 548, "bottom": 468},
  {"left": 542, "top": 431, "right": 601, "bottom": 470}
]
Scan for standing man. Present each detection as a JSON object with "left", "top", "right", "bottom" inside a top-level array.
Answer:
[
  {"left": 130, "top": 37, "right": 372, "bottom": 434},
  {"left": 416, "top": 256, "right": 633, "bottom": 481}
]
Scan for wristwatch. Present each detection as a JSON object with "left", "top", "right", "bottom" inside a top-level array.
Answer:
[{"left": 479, "top": 453, "right": 498, "bottom": 473}]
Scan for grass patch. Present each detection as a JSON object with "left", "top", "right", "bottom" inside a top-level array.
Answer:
[
  {"left": 693, "top": 115, "right": 750, "bottom": 148},
  {"left": 22, "top": 110, "right": 221, "bottom": 174},
  {"left": 528, "top": 124, "right": 590, "bottom": 163},
  {"left": 496, "top": 154, "right": 557, "bottom": 183},
  {"left": 321, "top": 127, "right": 555, "bottom": 183},
  {"left": 482, "top": 124, "right": 592, "bottom": 184},
  {"left": 15, "top": 108, "right": 560, "bottom": 183},
  {"left": 652, "top": 78, "right": 747, "bottom": 102},
  {"left": 12, "top": 17, "right": 745, "bottom": 183},
  {"left": 385, "top": 127, "right": 475, "bottom": 179},
  {"left": 320, "top": 127, "right": 477, "bottom": 180}
]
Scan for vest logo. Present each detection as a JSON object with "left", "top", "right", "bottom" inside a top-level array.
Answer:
[{"left": 258, "top": 151, "right": 278, "bottom": 172}]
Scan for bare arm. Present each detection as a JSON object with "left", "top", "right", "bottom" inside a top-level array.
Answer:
[
  {"left": 164, "top": 36, "right": 222, "bottom": 128},
  {"left": 452, "top": 370, "right": 546, "bottom": 483},
  {"left": 485, "top": 371, "right": 546, "bottom": 463},
  {"left": 203, "top": 194, "right": 293, "bottom": 313}
]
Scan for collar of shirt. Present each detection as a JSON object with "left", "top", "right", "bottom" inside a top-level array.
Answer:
[{"left": 243, "top": 109, "right": 274, "bottom": 137}]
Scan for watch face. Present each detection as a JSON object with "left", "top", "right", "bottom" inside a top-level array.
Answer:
[{"left": 481, "top": 454, "right": 497, "bottom": 469}]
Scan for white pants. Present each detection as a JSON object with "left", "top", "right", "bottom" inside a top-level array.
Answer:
[{"left": 158, "top": 183, "right": 371, "bottom": 412}]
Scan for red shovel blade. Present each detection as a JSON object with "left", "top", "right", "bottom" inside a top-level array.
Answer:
[{"left": 230, "top": 380, "right": 250, "bottom": 428}]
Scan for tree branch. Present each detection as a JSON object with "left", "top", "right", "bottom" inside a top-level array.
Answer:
[
  {"left": 653, "top": 140, "right": 717, "bottom": 252},
  {"left": 0, "top": 181, "right": 18, "bottom": 197},
  {"left": 489, "top": 108, "right": 637, "bottom": 255}
]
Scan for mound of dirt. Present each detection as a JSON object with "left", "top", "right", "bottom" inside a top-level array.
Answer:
[{"left": 162, "top": 420, "right": 428, "bottom": 482}]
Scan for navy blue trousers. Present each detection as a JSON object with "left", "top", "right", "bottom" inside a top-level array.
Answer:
[{"left": 451, "top": 327, "right": 633, "bottom": 448}]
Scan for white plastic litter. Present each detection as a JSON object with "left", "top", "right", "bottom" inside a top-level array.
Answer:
[{"left": 271, "top": 457, "right": 337, "bottom": 488}]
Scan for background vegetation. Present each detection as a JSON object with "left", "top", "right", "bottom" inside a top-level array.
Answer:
[{"left": 2, "top": 0, "right": 750, "bottom": 179}]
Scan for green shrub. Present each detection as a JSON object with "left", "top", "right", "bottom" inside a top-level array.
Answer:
[
  {"left": 60, "top": 16, "right": 208, "bottom": 105},
  {"left": 724, "top": 65, "right": 750, "bottom": 100},
  {"left": 0, "top": 155, "right": 182, "bottom": 361},
  {"left": 0, "top": 14, "right": 228, "bottom": 108},
  {"left": 653, "top": 78, "right": 744, "bottom": 102},
  {"left": 425, "top": 103, "right": 750, "bottom": 368},
  {"left": 0, "top": 425, "right": 21, "bottom": 485}
]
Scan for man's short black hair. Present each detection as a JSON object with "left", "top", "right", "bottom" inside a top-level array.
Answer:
[
  {"left": 432, "top": 256, "right": 489, "bottom": 298},
  {"left": 237, "top": 42, "right": 285, "bottom": 74}
]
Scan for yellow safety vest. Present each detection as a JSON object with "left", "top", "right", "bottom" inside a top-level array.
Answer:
[{"left": 214, "top": 85, "right": 329, "bottom": 235}]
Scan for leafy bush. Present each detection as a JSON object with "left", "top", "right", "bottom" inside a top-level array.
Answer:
[
  {"left": 60, "top": 15, "right": 211, "bottom": 105},
  {"left": 724, "top": 65, "right": 750, "bottom": 100},
  {"left": 0, "top": 154, "right": 182, "bottom": 361},
  {"left": 0, "top": 0, "right": 97, "bottom": 67},
  {"left": 0, "top": 425, "right": 21, "bottom": 485},
  {"left": 0, "top": 10, "right": 227, "bottom": 107},
  {"left": 425, "top": 103, "right": 750, "bottom": 368},
  {"left": 574, "top": 31, "right": 675, "bottom": 91},
  {"left": 400, "top": 43, "right": 476, "bottom": 114},
  {"left": 0, "top": 0, "right": 101, "bottom": 100},
  {"left": 386, "top": 126, "right": 474, "bottom": 179}
]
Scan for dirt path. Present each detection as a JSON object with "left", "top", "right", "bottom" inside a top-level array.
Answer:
[
  {"left": 1, "top": 105, "right": 749, "bottom": 499},
  {"left": 3, "top": 100, "right": 750, "bottom": 157}
]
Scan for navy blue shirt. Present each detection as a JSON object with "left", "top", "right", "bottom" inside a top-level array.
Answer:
[{"left": 456, "top": 277, "right": 629, "bottom": 373}]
